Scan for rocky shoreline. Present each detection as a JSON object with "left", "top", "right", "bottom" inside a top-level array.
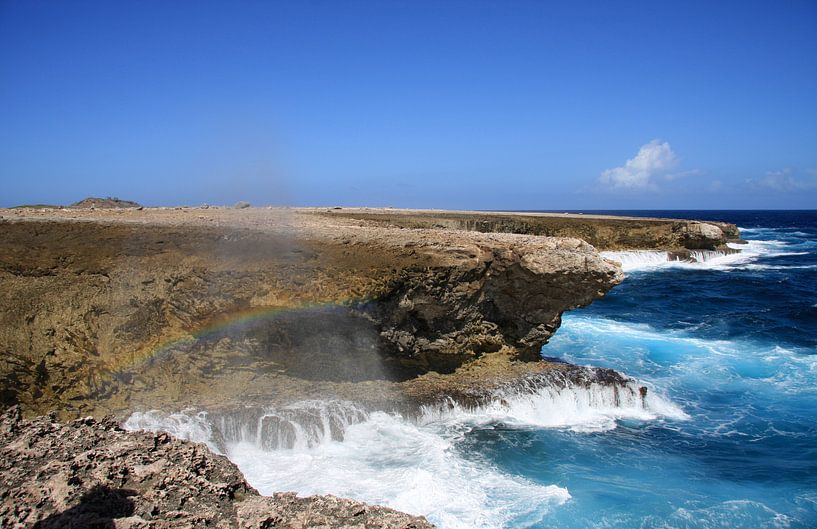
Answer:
[
  {"left": 0, "top": 406, "right": 434, "bottom": 529},
  {"left": 306, "top": 207, "right": 741, "bottom": 251},
  {"left": 0, "top": 207, "right": 634, "bottom": 418},
  {"left": 0, "top": 206, "right": 739, "bottom": 527}
]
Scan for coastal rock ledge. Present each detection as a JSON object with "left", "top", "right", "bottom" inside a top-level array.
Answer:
[
  {"left": 0, "top": 208, "right": 624, "bottom": 417},
  {"left": 0, "top": 406, "right": 434, "bottom": 529}
]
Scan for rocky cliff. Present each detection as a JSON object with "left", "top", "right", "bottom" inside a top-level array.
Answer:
[
  {"left": 0, "top": 208, "right": 625, "bottom": 418},
  {"left": 310, "top": 208, "right": 740, "bottom": 251},
  {"left": 0, "top": 206, "right": 726, "bottom": 528},
  {"left": 0, "top": 406, "right": 433, "bottom": 529}
]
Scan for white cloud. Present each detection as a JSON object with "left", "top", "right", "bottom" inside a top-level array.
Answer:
[
  {"left": 747, "top": 168, "right": 817, "bottom": 192},
  {"left": 599, "top": 140, "right": 679, "bottom": 190}
]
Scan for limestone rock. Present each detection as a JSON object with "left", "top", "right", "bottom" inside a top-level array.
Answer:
[
  {"left": 0, "top": 212, "right": 622, "bottom": 417},
  {"left": 0, "top": 406, "right": 434, "bottom": 529},
  {"left": 314, "top": 208, "right": 739, "bottom": 251},
  {"left": 676, "top": 222, "right": 725, "bottom": 249}
]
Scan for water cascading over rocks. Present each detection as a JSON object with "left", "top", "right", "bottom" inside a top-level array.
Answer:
[
  {"left": 0, "top": 406, "right": 435, "bottom": 529},
  {"left": 0, "top": 206, "right": 734, "bottom": 529}
]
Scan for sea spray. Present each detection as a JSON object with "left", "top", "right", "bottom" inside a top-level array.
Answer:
[
  {"left": 123, "top": 409, "right": 217, "bottom": 450},
  {"left": 209, "top": 400, "right": 368, "bottom": 451},
  {"left": 124, "top": 379, "right": 687, "bottom": 451},
  {"left": 417, "top": 378, "right": 687, "bottom": 433},
  {"left": 602, "top": 249, "right": 747, "bottom": 272},
  {"left": 124, "top": 379, "right": 686, "bottom": 528},
  {"left": 124, "top": 400, "right": 369, "bottom": 453},
  {"left": 602, "top": 237, "right": 811, "bottom": 273},
  {"left": 224, "top": 410, "right": 572, "bottom": 529}
]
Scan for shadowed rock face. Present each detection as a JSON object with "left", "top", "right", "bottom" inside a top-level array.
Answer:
[
  {"left": 0, "top": 406, "right": 434, "bottom": 529},
  {"left": 0, "top": 210, "right": 623, "bottom": 418},
  {"left": 372, "top": 237, "right": 620, "bottom": 368}
]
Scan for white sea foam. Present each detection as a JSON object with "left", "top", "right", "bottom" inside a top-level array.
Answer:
[
  {"left": 227, "top": 411, "right": 570, "bottom": 529},
  {"left": 418, "top": 381, "right": 688, "bottom": 433},
  {"left": 126, "top": 404, "right": 570, "bottom": 528},
  {"left": 213, "top": 400, "right": 368, "bottom": 450},
  {"left": 601, "top": 249, "right": 751, "bottom": 272},
  {"left": 124, "top": 379, "right": 686, "bottom": 528},
  {"left": 124, "top": 410, "right": 216, "bottom": 450},
  {"left": 602, "top": 237, "right": 809, "bottom": 273},
  {"left": 744, "top": 264, "right": 816, "bottom": 271}
]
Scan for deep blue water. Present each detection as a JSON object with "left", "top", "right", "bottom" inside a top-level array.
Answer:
[
  {"left": 461, "top": 210, "right": 817, "bottom": 528},
  {"left": 129, "top": 210, "right": 817, "bottom": 529}
]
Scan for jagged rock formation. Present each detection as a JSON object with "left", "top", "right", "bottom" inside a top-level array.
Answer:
[
  {"left": 313, "top": 208, "right": 740, "bottom": 251},
  {"left": 0, "top": 208, "right": 623, "bottom": 418},
  {"left": 0, "top": 406, "right": 434, "bottom": 529}
]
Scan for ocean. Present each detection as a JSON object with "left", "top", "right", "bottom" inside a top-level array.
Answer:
[{"left": 127, "top": 210, "right": 817, "bottom": 529}]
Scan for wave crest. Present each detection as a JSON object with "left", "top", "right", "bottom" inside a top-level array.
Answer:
[{"left": 124, "top": 378, "right": 687, "bottom": 528}]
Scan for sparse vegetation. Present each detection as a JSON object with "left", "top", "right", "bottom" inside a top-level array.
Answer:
[{"left": 71, "top": 197, "right": 142, "bottom": 209}]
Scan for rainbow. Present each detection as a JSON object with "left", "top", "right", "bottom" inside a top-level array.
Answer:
[{"left": 111, "top": 298, "right": 369, "bottom": 376}]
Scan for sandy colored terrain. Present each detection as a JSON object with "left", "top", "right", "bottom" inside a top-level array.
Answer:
[{"left": 0, "top": 206, "right": 635, "bottom": 419}]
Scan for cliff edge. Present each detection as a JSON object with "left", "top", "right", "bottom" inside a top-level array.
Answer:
[
  {"left": 0, "top": 208, "right": 622, "bottom": 417},
  {"left": 0, "top": 205, "right": 724, "bottom": 528},
  {"left": 306, "top": 208, "right": 740, "bottom": 251}
]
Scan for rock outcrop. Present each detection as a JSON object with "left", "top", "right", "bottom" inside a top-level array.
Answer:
[
  {"left": 0, "top": 206, "right": 741, "bottom": 529},
  {"left": 0, "top": 207, "right": 740, "bottom": 417},
  {"left": 71, "top": 197, "right": 142, "bottom": 209},
  {"left": 312, "top": 208, "right": 740, "bottom": 251},
  {"left": 0, "top": 406, "right": 433, "bottom": 529},
  {"left": 0, "top": 209, "right": 622, "bottom": 418}
]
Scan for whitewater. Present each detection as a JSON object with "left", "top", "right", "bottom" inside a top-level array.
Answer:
[
  {"left": 126, "top": 210, "right": 817, "bottom": 529},
  {"left": 125, "top": 380, "right": 687, "bottom": 529}
]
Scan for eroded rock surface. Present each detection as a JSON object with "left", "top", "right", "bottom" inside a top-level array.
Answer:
[
  {"left": 312, "top": 208, "right": 740, "bottom": 251},
  {"left": 0, "top": 208, "right": 622, "bottom": 418},
  {"left": 0, "top": 206, "right": 740, "bottom": 528},
  {"left": 0, "top": 406, "right": 434, "bottom": 529}
]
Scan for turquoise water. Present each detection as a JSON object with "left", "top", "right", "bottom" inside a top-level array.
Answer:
[
  {"left": 459, "top": 211, "right": 817, "bottom": 528},
  {"left": 127, "top": 211, "right": 817, "bottom": 529}
]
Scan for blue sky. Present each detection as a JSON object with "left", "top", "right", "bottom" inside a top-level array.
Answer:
[{"left": 1, "top": 1, "right": 816, "bottom": 209}]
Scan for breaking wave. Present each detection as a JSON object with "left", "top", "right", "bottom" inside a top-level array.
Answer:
[
  {"left": 125, "top": 216, "right": 817, "bottom": 528},
  {"left": 418, "top": 378, "right": 687, "bottom": 434},
  {"left": 602, "top": 239, "right": 808, "bottom": 272},
  {"left": 601, "top": 249, "right": 739, "bottom": 271},
  {"left": 124, "top": 380, "right": 685, "bottom": 529}
]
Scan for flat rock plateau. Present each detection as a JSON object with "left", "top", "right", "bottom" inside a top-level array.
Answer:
[{"left": 0, "top": 206, "right": 739, "bottom": 528}]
